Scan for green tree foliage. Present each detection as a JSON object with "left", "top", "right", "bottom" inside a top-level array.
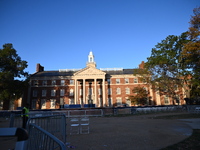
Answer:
[
  {"left": 144, "top": 33, "right": 189, "bottom": 103},
  {"left": 182, "top": 7, "right": 200, "bottom": 101},
  {"left": 0, "top": 43, "right": 28, "bottom": 110},
  {"left": 129, "top": 86, "right": 151, "bottom": 106}
]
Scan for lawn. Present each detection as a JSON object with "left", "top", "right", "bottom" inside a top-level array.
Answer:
[{"left": 157, "top": 113, "right": 200, "bottom": 150}]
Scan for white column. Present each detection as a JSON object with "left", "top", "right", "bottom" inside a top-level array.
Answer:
[
  {"left": 94, "top": 78, "right": 97, "bottom": 107},
  {"left": 83, "top": 79, "right": 86, "bottom": 106},
  {"left": 156, "top": 90, "right": 161, "bottom": 105},
  {"left": 74, "top": 79, "right": 77, "bottom": 104},
  {"left": 102, "top": 78, "right": 106, "bottom": 107},
  {"left": 149, "top": 85, "right": 153, "bottom": 105}
]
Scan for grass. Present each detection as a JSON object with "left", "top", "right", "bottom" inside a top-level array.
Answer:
[
  {"left": 106, "top": 113, "right": 200, "bottom": 149},
  {"left": 161, "top": 129, "right": 200, "bottom": 150},
  {"left": 156, "top": 113, "right": 200, "bottom": 150}
]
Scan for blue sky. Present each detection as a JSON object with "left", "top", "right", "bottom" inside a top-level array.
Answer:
[{"left": 0, "top": 0, "right": 199, "bottom": 74}]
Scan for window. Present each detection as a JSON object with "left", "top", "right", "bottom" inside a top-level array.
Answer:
[
  {"left": 42, "top": 80, "right": 47, "bottom": 86},
  {"left": 50, "top": 99, "right": 56, "bottom": 109},
  {"left": 90, "top": 57, "right": 92, "bottom": 62},
  {"left": 60, "top": 89, "right": 65, "bottom": 96},
  {"left": 125, "top": 88, "right": 130, "bottom": 94},
  {"left": 52, "top": 80, "right": 56, "bottom": 85},
  {"left": 41, "top": 99, "right": 46, "bottom": 109},
  {"left": 69, "top": 98, "right": 74, "bottom": 104},
  {"left": 33, "top": 90, "right": 37, "bottom": 97},
  {"left": 98, "top": 88, "right": 102, "bottom": 95},
  {"left": 107, "top": 79, "right": 111, "bottom": 84},
  {"left": 61, "top": 80, "right": 65, "bottom": 86},
  {"left": 117, "top": 88, "right": 121, "bottom": 94},
  {"left": 116, "top": 79, "right": 120, "bottom": 84},
  {"left": 42, "top": 90, "right": 46, "bottom": 97},
  {"left": 51, "top": 90, "right": 56, "bottom": 96},
  {"left": 134, "top": 78, "right": 138, "bottom": 83},
  {"left": 70, "top": 89, "right": 74, "bottom": 96},
  {"left": 164, "top": 95, "right": 169, "bottom": 104},
  {"left": 88, "top": 88, "right": 92, "bottom": 95},
  {"left": 60, "top": 98, "right": 64, "bottom": 105},
  {"left": 116, "top": 97, "right": 122, "bottom": 106},
  {"left": 125, "top": 78, "right": 129, "bottom": 84},
  {"left": 108, "top": 98, "right": 112, "bottom": 107},
  {"left": 70, "top": 80, "right": 74, "bottom": 85},
  {"left": 126, "top": 98, "right": 131, "bottom": 107},
  {"left": 108, "top": 88, "right": 112, "bottom": 95},
  {"left": 32, "top": 99, "right": 37, "bottom": 109}
]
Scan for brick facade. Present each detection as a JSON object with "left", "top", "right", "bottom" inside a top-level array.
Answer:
[{"left": 27, "top": 52, "right": 185, "bottom": 110}]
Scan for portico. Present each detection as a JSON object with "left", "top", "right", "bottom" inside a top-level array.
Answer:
[{"left": 73, "top": 52, "right": 106, "bottom": 107}]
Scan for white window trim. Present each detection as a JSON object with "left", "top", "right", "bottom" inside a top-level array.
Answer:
[
  {"left": 116, "top": 97, "right": 122, "bottom": 106},
  {"left": 117, "top": 88, "right": 121, "bottom": 94},
  {"left": 50, "top": 99, "right": 56, "bottom": 109},
  {"left": 125, "top": 78, "right": 129, "bottom": 84},
  {"left": 70, "top": 79, "right": 74, "bottom": 85},
  {"left": 70, "top": 89, "right": 74, "bottom": 96},
  {"left": 61, "top": 80, "right": 65, "bottom": 86},
  {"left": 60, "top": 89, "right": 65, "bottom": 96},
  {"left": 116, "top": 79, "right": 120, "bottom": 84},
  {"left": 125, "top": 88, "right": 130, "bottom": 94}
]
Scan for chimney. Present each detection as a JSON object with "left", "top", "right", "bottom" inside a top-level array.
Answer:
[
  {"left": 36, "top": 63, "right": 44, "bottom": 72},
  {"left": 139, "top": 61, "right": 145, "bottom": 69}
]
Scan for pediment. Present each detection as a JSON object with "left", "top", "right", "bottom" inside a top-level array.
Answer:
[{"left": 74, "top": 67, "right": 106, "bottom": 77}]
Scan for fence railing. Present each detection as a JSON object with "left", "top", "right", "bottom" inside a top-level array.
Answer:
[
  {"left": 9, "top": 114, "right": 67, "bottom": 144},
  {"left": 186, "top": 105, "right": 200, "bottom": 114},
  {"left": 28, "top": 123, "right": 66, "bottom": 150},
  {"left": 56, "top": 109, "right": 103, "bottom": 117}
]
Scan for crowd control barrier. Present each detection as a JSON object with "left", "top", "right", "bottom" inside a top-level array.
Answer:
[
  {"left": 27, "top": 123, "right": 66, "bottom": 150},
  {"left": 9, "top": 113, "right": 67, "bottom": 144}
]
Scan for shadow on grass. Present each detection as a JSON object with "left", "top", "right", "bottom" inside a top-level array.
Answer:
[{"left": 161, "top": 129, "right": 200, "bottom": 150}]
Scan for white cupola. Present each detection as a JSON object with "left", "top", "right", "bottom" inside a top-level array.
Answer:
[{"left": 87, "top": 51, "right": 96, "bottom": 67}]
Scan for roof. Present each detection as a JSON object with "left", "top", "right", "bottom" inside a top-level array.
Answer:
[{"left": 31, "top": 69, "right": 136, "bottom": 77}]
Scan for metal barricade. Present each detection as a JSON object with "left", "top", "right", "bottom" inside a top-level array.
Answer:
[
  {"left": 10, "top": 113, "right": 67, "bottom": 144},
  {"left": 28, "top": 123, "right": 66, "bottom": 150},
  {"left": 27, "top": 114, "right": 66, "bottom": 144},
  {"left": 10, "top": 113, "right": 23, "bottom": 128}
]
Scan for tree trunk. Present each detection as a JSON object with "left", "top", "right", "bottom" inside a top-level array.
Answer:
[{"left": 3, "top": 99, "right": 10, "bottom": 110}]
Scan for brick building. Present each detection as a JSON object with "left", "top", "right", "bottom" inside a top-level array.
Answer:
[{"left": 28, "top": 52, "right": 185, "bottom": 109}]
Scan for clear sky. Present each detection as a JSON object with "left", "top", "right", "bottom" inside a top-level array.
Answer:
[{"left": 0, "top": 0, "right": 199, "bottom": 74}]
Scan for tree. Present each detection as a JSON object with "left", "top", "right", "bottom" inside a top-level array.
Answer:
[
  {"left": 0, "top": 43, "right": 28, "bottom": 110},
  {"left": 182, "top": 7, "right": 200, "bottom": 102},
  {"left": 129, "top": 86, "right": 151, "bottom": 106},
  {"left": 143, "top": 33, "right": 189, "bottom": 104}
]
